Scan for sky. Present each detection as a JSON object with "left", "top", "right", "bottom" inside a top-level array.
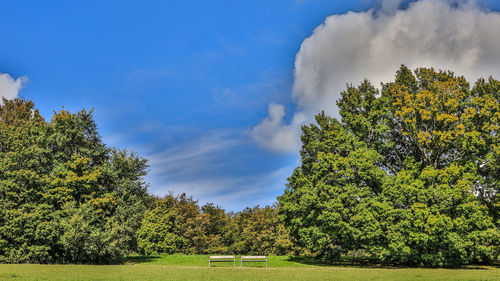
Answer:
[{"left": 1, "top": 0, "right": 500, "bottom": 211}]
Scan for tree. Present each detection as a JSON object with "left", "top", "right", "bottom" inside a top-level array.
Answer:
[
  {"left": 184, "top": 203, "right": 230, "bottom": 254},
  {"left": 136, "top": 194, "right": 199, "bottom": 255},
  {"left": 278, "top": 66, "right": 499, "bottom": 266},
  {"left": 0, "top": 98, "right": 149, "bottom": 263},
  {"left": 137, "top": 196, "right": 182, "bottom": 255},
  {"left": 226, "top": 205, "right": 298, "bottom": 255}
]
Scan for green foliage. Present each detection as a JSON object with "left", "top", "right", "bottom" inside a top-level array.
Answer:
[
  {"left": 226, "top": 205, "right": 298, "bottom": 255},
  {"left": 278, "top": 66, "right": 500, "bottom": 266},
  {"left": 137, "top": 196, "right": 184, "bottom": 255},
  {"left": 184, "top": 203, "right": 230, "bottom": 254},
  {"left": 0, "top": 98, "right": 149, "bottom": 264},
  {"left": 137, "top": 195, "right": 299, "bottom": 256},
  {"left": 57, "top": 202, "right": 122, "bottom": 264}
]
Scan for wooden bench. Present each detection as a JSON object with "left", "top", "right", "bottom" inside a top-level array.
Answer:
[
  {"left": 240, "top": 256, "right": 267, "bottom": 267},
  {"left": 208, "top": 255, "right": 235, "bottom": 267}
]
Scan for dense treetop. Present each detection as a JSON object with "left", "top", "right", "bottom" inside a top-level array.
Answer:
[
  {"left": 0, "top": 98, "right": 150, "bottom": 263},
  {"left": 279, "top": 66, "right": 499, "bottom": 266}
]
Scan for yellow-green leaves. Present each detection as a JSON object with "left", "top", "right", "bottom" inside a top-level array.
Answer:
[{"left": 279, "top": 66, "right": 499, "bottom": 266}]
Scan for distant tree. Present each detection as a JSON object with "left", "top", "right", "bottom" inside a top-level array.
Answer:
[
  {"left": 184, "top": 203, "right": 230, "bottom": 254},
  {"left": 137, "top": 196, "right": 182, "bottom": 255},
  {"left": 278, "top": 66, "right": 499, "bottom": 266},
  {"left": 226, "top": 205, "right": 298, "bottom": 255},
  {"left": 136, "top": 196, "right": 300, "bottom": 256},
  {"left": 137, "top": 194, "right": 200, "bottom": 255}
]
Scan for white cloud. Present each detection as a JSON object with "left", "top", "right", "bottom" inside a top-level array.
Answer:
[
  {"left": 251, "top": 0, "right": 500, "bottom": 153},
  {"left": 250, "top": 103, "right": 307, "bottom": 153},
  {"left": 0, "top": 73, "right": 27, "bottom": 100}
]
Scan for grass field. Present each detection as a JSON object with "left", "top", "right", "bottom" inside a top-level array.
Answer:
[{"left": 0, "top": 255, "right": 498, "bottom": 281}]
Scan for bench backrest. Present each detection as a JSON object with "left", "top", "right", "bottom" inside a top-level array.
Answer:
[{"left": 210, "top": 256, "right": 235, "bottom": 259}]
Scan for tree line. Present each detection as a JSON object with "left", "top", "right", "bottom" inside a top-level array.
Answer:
[
  {"left": 137, "top": 194, "right": 300, "bottom": 256},
  {"left": 0, "top": 66, "right": 498, "bottom": 266},
  {"left": 0, "top": 98, "right": 299, "bottom": 264}
]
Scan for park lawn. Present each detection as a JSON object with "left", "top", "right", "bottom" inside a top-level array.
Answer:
[
  {"left": 0, "top": 255, "right": 498, "bottom": 281},
  {"left": 126, "top": 254, "right": 313, "bottom": 267}
]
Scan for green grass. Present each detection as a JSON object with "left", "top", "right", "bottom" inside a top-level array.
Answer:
[
  {"left": 126, "top": 254, "right": 312, "bottom": 267},
  {"left": 0, "top": 255, "right": 498, "bottom": 281}
]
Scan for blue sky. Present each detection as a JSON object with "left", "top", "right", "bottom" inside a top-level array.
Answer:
[{"left": 2, "top": 0, "right": 500, "bottom": 210}]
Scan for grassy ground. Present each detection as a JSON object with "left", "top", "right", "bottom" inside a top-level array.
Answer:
[
  {"left": 126, "top": 254, "right": 313, "bottom": 267},
  {"left": 0, "top": 255, "right": 498, "bottom": 281}
]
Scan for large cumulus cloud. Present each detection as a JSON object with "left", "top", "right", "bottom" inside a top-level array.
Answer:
[{"left": 251, "top": 0, "right": 500, "bottom": 153}]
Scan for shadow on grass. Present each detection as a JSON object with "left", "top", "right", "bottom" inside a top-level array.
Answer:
[
  {"left": 287, "top": 256, "right": 390, "bottom": 268},
  {"left": 125, "top": 255, "right": 162, "bottom": 264},
  {"left": 125, "top": 254, "right": 499, "bottom": 270},
  {"left": 287, "top": 256, "right": 499, "bottom": 270}
]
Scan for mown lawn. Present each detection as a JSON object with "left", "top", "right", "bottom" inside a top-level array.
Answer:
[
  {"left": 126, "top": 254, "right": 313, "bottom": 267},
  {"left": 0, "top": 255, "right": 498, "bottom": 281}
]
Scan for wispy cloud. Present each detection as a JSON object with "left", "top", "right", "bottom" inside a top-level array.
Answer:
[
  {"left": 251, "top": 0, "right": 500, "bottom": 153},
  {"left": 211, "top": 67, "right": 292, "bottom": 114},
  {"left": 140, "top": 128, "right": 294, "bottom": 211},
  {"left": 150, "top": 165, "right": 294, "bottom": 211},
  {"left": 146, "top": 129, "right": 240, "bottom": 180},
  {"left": 0, "top": 73, "right": 28, "bottom": 100}
]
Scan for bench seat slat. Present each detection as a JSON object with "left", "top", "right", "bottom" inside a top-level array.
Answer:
[
  {"left": 240, "top": 255, "right": 267, "bottom": 267},
  {"left": 209, "top": 256, "right": 235, "bottom": 267}
]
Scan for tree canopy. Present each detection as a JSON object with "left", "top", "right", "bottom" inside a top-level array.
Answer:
[
  {"left": 278, "top": 66, "right": 499, "bottom": 266},
  {"left": 0, "top": 98, "right": 149, "bottom": 263}
]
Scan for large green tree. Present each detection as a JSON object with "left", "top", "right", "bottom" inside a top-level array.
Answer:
[
  {"left": 278, "top": 66, "right": 499, "bottom": 266},
  {"left": 0, "top": 98, "right": 149, "bottom": 263}
]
